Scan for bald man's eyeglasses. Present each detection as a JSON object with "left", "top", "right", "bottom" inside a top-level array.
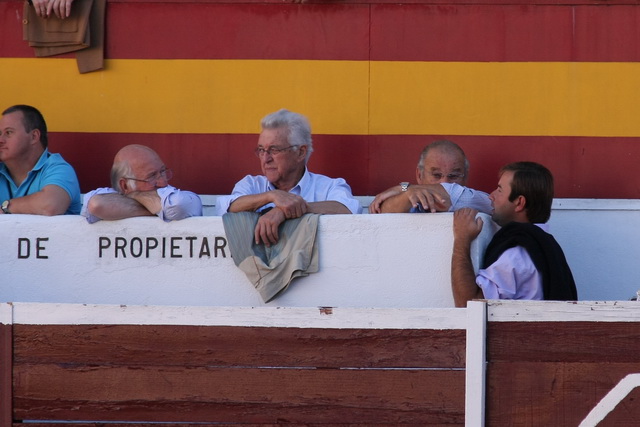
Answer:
[
  {"left": 429, "top": 172, "right": 465, "bottom": 182},
  {"left": 124, "top": 168, "right": 173, "bottom": 186}
]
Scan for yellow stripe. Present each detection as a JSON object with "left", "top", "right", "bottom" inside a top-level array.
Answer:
[
  {"left": 371, "top": 61, "right": 640, "bottom": 137},
  {"left": 1, "top": 58, "right": 370, "bottom": 135},
  {"left": 2, "top": 58, "right": 640, "bottom": 137}
]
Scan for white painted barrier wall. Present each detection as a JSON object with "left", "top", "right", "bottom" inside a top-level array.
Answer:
[
  {"left": 549, "top": 199, "right": 640, "bottom": 301},
  {"left": 2, "top": 198, "right": 639, "bottom": 306},
  {"left": 0, "top": 213, "right": 495, "bottom": 308}
]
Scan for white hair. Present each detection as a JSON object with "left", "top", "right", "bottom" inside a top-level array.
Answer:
[{"left": 261, "top": 109, "right": 314, "bottom": 163}]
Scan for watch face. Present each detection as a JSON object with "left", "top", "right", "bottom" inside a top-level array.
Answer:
[{"left": 400, "top": 182, "right": 409, "bottom": 191}]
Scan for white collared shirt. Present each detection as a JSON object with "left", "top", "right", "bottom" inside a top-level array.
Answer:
[
  {"left": 475, "top": 223, "right": 549, "bottom": 301},
  {"left": 81, "top": 185, "right": 203, "bottom": 223},
  {"left": 215, "top": 169, "right": 362, "bottom": 215}
]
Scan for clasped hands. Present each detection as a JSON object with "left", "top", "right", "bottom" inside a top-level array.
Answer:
[{"left": 369, "top": 184, "right": 451, "bottom": 214}]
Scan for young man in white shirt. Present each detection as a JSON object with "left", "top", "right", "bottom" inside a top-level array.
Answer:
[{"left": 451, "top": 161, "right": 577, "bottom": 307}]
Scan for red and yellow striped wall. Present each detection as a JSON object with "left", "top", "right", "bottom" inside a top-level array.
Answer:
[{"left": 2, "top": 0, "right": 640, "bottom": 198}]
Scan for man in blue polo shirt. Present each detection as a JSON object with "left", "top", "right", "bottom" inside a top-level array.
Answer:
[{"left": 0, "top": 104, "right": 81, "bottom": 215}]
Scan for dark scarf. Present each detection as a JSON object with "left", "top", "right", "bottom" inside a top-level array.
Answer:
[{"left": 483, "top": 222, "right": 578, "bottom": 300}]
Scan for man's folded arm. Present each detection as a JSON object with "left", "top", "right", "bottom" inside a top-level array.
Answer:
[
  {"left": 6, "top": 184, "right": 70, "bottom": 216},
  {"left": 308, "top": 200, "right": 352, "bottom": 214},
  {"left": 87, "top": 193, "right": 154, "bottom": 220}
]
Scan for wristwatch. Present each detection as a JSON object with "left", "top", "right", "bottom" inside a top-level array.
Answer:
[
  {"left": 400, "top": 182, "right": 410, "bottom": 192},
  {"left": 1, "top": 199, "right": 11, "bottom": 214}
]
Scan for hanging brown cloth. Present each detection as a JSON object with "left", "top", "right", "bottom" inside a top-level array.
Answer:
[{"left": 22, "top": 0, "right": 106, "bottom": 74}]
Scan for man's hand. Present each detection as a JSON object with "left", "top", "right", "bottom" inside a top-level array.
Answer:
[
  {"left": 269, "top": 190, "right": 308, "bottom": 219},
  {"left": 377, "top": 183, "right": 451, "bottom": 213},
  {"left": 32, "top": 0, "right": 74, "bottom": 18},
  {"left": 406, "top": 185, "right": 451, "bottom": 213},
  {"left": 126, "top": 190, "right": 162, "bottom": 215},
  {"left": 369, "top": 186, "right": 401, "bottom": 213},
  {"left": 255, "top": 207, "right": 286, "bottom": 247},
  {"left": 451, "top": 208, "right": 485, "bottom": 307},
  {"left": 48, "top": 0, "right": 74, "bottom": 19},
  {"left": 453, "top": 208, "right": 483, "bottom": 244},
  {"left": 31, "top": 0, "right": 49, "bottom": 17}
]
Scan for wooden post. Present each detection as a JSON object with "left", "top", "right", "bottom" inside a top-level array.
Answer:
[
  {"left": 465, "top": 301, "right": 487, "bottom": 427},
  {"left": 0, "top": 303, "right": 12, "bottom": 426}
]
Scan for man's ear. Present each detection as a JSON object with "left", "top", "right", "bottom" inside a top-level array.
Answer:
[
  {"left": 416, "top": 167, "right": 423, "bottom": 184},
  {"left": 297, "top": 145, "right": 307, "bottom": 161},
  {"left": 118, "top": 178, "right": 130, "bottom": 194},
  {"left": 514, "top": 195, "right": 527, "bottom": 213},
  {"left": 30, "top": 129, "right": 41, "bottom": 146}
]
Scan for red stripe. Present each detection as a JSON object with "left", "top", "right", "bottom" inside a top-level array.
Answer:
[
  {"left": 108, "top": 3, "right": 369, "bottom": 60},
  {"left": 371, "top": 4, "right": 640, "bottom": 61},
  {"left": 54, "top": 133, "right": 371, "bottom": 196},
  {"left": 0, "top": 2, "right": 37, "bottom": 58},
  {"left": 3, "top": 1, "right": 639, "bottom": 61},
  {"left": 368, "top": 135, "right": 640, "bottom": 199},
  {"left": 54, "top": 133, "right": 640, "bottom": 199}
]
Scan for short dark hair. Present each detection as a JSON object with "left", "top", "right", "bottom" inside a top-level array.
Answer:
[
  {"left": 501, "top": 161, "right": 554, "bottom": 223},
  {"left": 2, "top": 105, "right": 48, "bottom": 149}
]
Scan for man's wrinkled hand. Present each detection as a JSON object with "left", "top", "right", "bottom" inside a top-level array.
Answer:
[
  {"left": 254, "top": 207, "right": 286, "bottom": 247},
  {"left": 369, "top": 185, "right": 402, "bottom": 213},
  {"left": 407, "top": 185, "right": 451, "bottom": 213},
  {"left": 269, "top": 190, "right": 308, "bottom": 219}
]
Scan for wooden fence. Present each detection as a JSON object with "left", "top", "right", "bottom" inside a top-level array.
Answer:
[
  {"left": 1, "top": 301, "right": 639, "bottom": 426},
  {"left": 0, "top": 304, "right": 467, "bottom": 425},
  {"left": 483, "top": 301, "right": 640, "bottom": 426}
]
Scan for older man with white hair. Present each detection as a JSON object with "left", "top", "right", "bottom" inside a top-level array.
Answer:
[{"left": 216, "top": 109, "right": 361, "bottom": 245}]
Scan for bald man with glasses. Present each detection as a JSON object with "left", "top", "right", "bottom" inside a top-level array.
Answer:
[
  {"left": 369, "top": 139, "right": 492, "bottom": 215},
  {"left": 82, "top": 144, "right": 202, "bottom": 223},
  {"left": 216, "top": 109, "right": 361, "bottom": 246}
]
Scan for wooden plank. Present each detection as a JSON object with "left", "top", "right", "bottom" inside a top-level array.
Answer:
[
  {"left": 486, "top": 300, "right": 640, "bottom": 322},
  {"left": 0, "top": 323, "right": 11, "bottom": 427},
  {"left": 487, "top": 322, "right": 640, "bottom": 362},
  {"left": 13, "top": 364, "right": 465, "bottom": 424},
  {"left": 16, "top": 424, "right": 436, "bottom": 427},
  {"left": 597, "top": 387, "right": 640, "bottom": 427},
  {"left": 486, "top": 361, "right": 640, "bottom": 426},
  {"left": 465, "top": 301, "right": 486, "bottom": 427},
  {"left": 13, "top": 324, "right": 466, "bottom": 368},
  {"left": 580, "top": 374, "right": 640, "bottom": 426},
  {"left": 9, "top": 304, "right": 466, "bottom": 330}
]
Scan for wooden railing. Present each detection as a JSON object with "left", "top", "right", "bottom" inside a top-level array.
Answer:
[
  {"left": 0, "top": 304, "right": 467, "bottom": 425},
  {"left": 2, "top": 301, "right": 639, "bottom": 425}
]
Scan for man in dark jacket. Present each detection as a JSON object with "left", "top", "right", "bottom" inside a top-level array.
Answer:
[{"left": 451, "top": 161, "right": 577, "bottom": 307}]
